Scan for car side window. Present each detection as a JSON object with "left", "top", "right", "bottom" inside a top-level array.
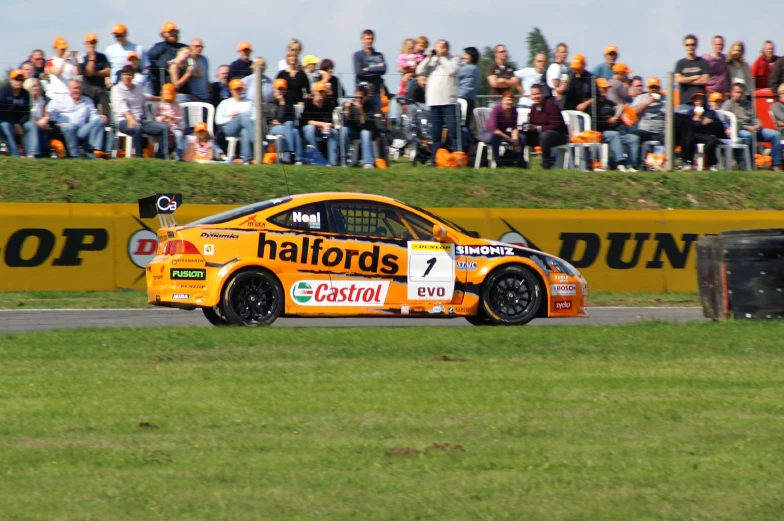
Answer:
[
  {"left": 269, "top": 202, "right": 328, "bottom": 232},
  {"left": 329, "top": 201, "right": 434, "bottom": 240}
]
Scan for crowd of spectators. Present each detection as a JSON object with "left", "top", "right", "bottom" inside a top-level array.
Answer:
[{"left": 1, "top": 24, "right": 783, "bottom": 170}]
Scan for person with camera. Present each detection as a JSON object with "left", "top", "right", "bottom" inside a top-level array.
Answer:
[
  {"left": 46, "top": 37, "right": 78, "bottom": 102},
  {"left": 415, "top": 39, "right": 461, "bottom": 165},
  {"left": 301, "top": 82, "right": 338, "bottom": 166},
  {"left": 79, "top": 33, "right": 111, "bottom": 119},
  {"left": 341, "top": 84, "right": 377, "bottom": 168}
]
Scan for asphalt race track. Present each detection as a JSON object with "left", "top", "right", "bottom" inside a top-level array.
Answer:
[{"left": 0, "top": 307, "right": 706, "bottom": 333}]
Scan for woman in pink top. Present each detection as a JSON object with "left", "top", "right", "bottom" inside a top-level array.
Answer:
[{"left": 155, "top": 83, "right": 185, "bottom": 160}]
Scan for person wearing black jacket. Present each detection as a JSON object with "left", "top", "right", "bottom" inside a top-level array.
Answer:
[
  {"left": 146, "top": 21, "right": 186, "bottom": 96},
  {"left": 595, "top": 78, "right": 639, "bottom": 171},
  {"left": 340, "top": 84, "right": 378, "bottom": 168},
  {"left": 301, "top": 82, "right": 338, "bottom": 165},
  {"left": 267, "top": 78, "right": 302, "bottom": 164},
  {"left": 676, "top": 92, "right": 719, "bottom": 171},
  {"left": 564, "top": 54, "right": 594, "bottom": 112},
  {"left": 276, "top": 51, "right": 310, "bottom": 105},
  {"left": 0, "top": 69, "right": 33, "bottom": 157}
]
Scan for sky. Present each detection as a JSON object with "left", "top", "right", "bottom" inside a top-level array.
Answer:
[{"left": 1, "top": 0, "right": 782, "bottom": 85}]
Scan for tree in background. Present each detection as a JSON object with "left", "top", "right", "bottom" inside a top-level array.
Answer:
[
  {"left": 526, "top": 28, "right": 553, "bottom": 66},
  {"left": 476, "top": 46, "right": 519, "bottom": 98}
]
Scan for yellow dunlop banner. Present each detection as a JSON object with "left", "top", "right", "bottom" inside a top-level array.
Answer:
[{"left": 0, "top": 204, "right": 782, "bottom": 292}]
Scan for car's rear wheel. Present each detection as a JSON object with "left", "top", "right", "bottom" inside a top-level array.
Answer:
[
  {"left": 222, "top": 269, "right": 283, "bottom": 326},
  {"left": 202, "top": 305, "right": 229, "bottom": 326},
  {"left": 481, "top": 265, "right": 542, "bottom": 326}
]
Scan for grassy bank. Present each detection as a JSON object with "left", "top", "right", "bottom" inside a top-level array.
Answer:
[
  {"left": 2, "top": 157, "right": 784, "bottom": 209},
  {"left": 1, "top": 323, "right": 783, "bottom": 520}
]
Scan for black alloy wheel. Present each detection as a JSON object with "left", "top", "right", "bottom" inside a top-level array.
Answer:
[
  {"left": 222, "top": 270, "right": 283, "bottom": 326},
  {"left": 202, "top": 305, "right": 230, "bottom": 326},
  {"left": 480, "top": 265, "right": 542, "bottom": 325}
]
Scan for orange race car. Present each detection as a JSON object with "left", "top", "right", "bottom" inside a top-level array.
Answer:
[{"left": 139, "top": 192, "right": 588, "bottom": 326}]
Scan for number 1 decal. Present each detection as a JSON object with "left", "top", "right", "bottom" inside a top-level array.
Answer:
[{"left": 422, "top": 257, "right": 437, "bottom": 277}]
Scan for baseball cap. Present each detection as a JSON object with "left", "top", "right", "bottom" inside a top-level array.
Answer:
[
  {"left": 647, "top": 77, "right": 661, "bottom": 88},
  {"left": 596, "top": 78, "right": 610, "bottom": 89},
  {"left": 127, "top": 51, "right": 139, "bottom": 60},
  {"left": 237, "top": 41, "right": 252, "bottom": 52},
  {"left": 709, "top": 91, "right": 724, "bottom": 103},
  {"left": 9, "top": 69, "right": 24, "bottom": 80},
  {"left": 112, "top": 23, "right": 127, "bottom": 35},
  {"left": 302, "top": 55, "right": 320, "bottom": 67},
  {"left": 194, "top": 122, "right": 208, "bottom": 133},
  {"left": 84, "top": 33, "right": 98, "bottom": 43},
  {"left": 612, "top": 63, "right": 632, "bottom": 74},
  {"left": 569, "top": 54, "right": 585, "bottom": 69},
  {"left": 604, "top": 45, "right": 618, "bottom": 55},
  {"left": 53, "top": 37, "right": 69, "bottom": 50},
  {"left": 161, "top": 21, "right": 178, "bottom": 33},
  {"left": 229, "top": 78, "right": 245, "bottom": 91},
  {"left": 312, "top": 81, "right": 329, "bottom": 92},
  {"left": 161, "top": 83, "right": 176, "bottom": 101},
  {"left": 273, "top": 78, "right": 288, "bottom": 90}
]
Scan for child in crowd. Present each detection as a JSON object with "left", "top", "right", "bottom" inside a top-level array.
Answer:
[
  {"left": 184, "top": 122, "right": 226, "bottom": 163},
  {"left": 155, "top": 83, "right": 185, "bottom": 160}
]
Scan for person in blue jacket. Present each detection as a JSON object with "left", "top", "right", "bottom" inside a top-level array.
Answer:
[{"left": 353, "top": 29, "right": 386, "bottom": 111}]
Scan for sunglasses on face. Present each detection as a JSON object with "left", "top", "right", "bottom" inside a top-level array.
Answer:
[{"left": 685, "top": 43, "right": 696, "bottom": 47}]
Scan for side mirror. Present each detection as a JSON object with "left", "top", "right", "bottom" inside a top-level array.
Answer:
[{"left": 433, "top": 224, "right": 449, "bottom": 242}]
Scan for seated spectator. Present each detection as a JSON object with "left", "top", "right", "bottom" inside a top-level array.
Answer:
[
  {"left": 216, "top": 78, "right": 256, "bottom": 164},
  {"left": 632, "top": 77, "right": 666, "bottom": 164},
  {"left": 482, "top": 90, "right": 523, "bottom": 168},
  {"left": 187, "top": 39, "right": 210, "bottom": 102},
  {"left": 676, "top": 92, "right": 720, "bottom": 171},
  {"left": 459, "top": 47, "right": 479, "bottom": 130},
  {"left": 24, "top": 78, "right": 50, "bottom": 157},
  {"left": 514, "top": 53, "right": 548, "bottom": 108},
  {"left": 720, "top": 82, "right": 783, "bottom": 170},
  {"left": 522, "top": 84, "right": 569, "bottom": 169},
  {"left": 592, "top": 45, "right": 618, "bottom": 80},
  {"left": 486, "top": 44, "right": 521, "bottom": 99},
  {"left": 769, "top": 84, "right": 784, "bottom": 131},
  {"left": 727, "top": 41, "right": 751, "bottom": 90},
  {"left": 708, "top": 91, "right": 724, "bottom": 111},
  {"left": 703, "top": 36, "right": 729, "bottom": 94},
  {"left": 595, "top": 78, "right": 639, "bottom": 171},
  {"left": 674, "top": 35, "right": 710, "bottom": 111},
  {"left": 229, "top": 42, "right": 253, "bottom": 80},
  {"left": 147, "top": 22, "right": 187, "bottom": 96},
  {"left": 564, "top": 54, "right": 594, "bottom": 113},
  {"left": 276, "top": 50, "right": 310, "bottom": 105},
  {"left": 354, "top": 29, "right": 387, "bottom": 110},
  {"left": 113, "top": 52, "right": 146, "bottom": 88},
  {"left": 607, "top": 63, "right": 633, "bottom": 106},
  {"left": 105, "top": 24, "right": 147, "bottom": 86},
  {"left": 546, "top": 43, "right": 569, "bottom": 107},
  {"left": 0, "top": 70, "right": 34, "bottom": 157},
  {"left": 46, "top": 37, "right": 78, "bottom": 101},
  {"left": 79, "top": 33, "right": 111, "bottom": 117},
  {"left": 406, "top": 74, "right": 427, "bottom": 104},
  {"left": 185, "top": 122, "right": 225, "bottom": 162},
  {"left": 317, "top": 59, "right": 345, "bottom": 106},
  {"left": 416, "top": 39, "right": 461, "bottom": 165},
  {"left": 110, "top": 65, "right": 169, "bottom": 159},
  {"left": 155, "top": 84, "right": 185, "bottom": 160},
  {"left": 629, "top": 76, "right": 644, "bottom": 100},
  {"left": 341, "top": 84, "right": 377, "bottom": 168},
  {"left": 302, "top": 55, "right": 321, "bottom": 83},
  {"left": 168, "top": 47, "right": 193, "bottom": 103},
  {"left": 210, "top": 65, "right": 230, "bottom": 107},
  {"left": 47, "top": 79, "right": 106, "bottom": 159},
  {"left": 301, "top": 82, "right": 338, "bottom": 166},
  {"left": 750, "top": 41, "right": 778, "bottom": 90},
  {"left": 278, "top": 39, "right": 303, "bottom": 72},
  {"left": 243, "top": 57, "right": 273, "bottom": 103},
  {"left": 267, "top": 78, "right": 301, "bottom": 164}
]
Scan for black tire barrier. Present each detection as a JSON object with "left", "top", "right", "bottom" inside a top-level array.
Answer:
[{"left": 696, "top": 229, "right": 784, "bottom": 320}]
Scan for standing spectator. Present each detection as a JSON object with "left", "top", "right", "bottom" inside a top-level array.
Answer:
[
  {"left": 301, "top": 55, "right": 321, "bottom": 84},
  {"left": 266, "top": 78, "right": 301, "bottom": 165},
  {"left": 514, "top": 53, "right": 548, "bottom": 108},
  {"left": 243, "top": 57, "right": 273, "bottom": 103},
  {"left": 46, "top": 37, "right": 78, "bottom": 101},
  {"left": 546, "top": 43, "right": 569, "bottom": 106},
  {"left": 230, "top": 42, "right": 253, "bottom": 80},
  {"left": 341, "top": 84, "right": 377, "bottom": 168},
  {"left": 278, "top": 39, "right": 303, "bottom": 72},
  {"left": 147, "top": 21, "right": 186, "bottom": 96},
  {"left": 522, "top": 84, "right": 569, "bottom": 169},
  {"left": 727, "top": 41, "right": 751, "bottom": 90},
  {"left": 47, "top": 80, "right": 106, "bottom": 159},
  {"left": 79, "top": 33, "right": 111, "bottom": 117},
  {"left": 703, "top": 35, "right": 729, "bottom": 94},
  {"left": 113, "top": 52, "right": 146, "bottom": 87},
  {"left": 564, "top": 54, "right": 594, "bottom": 113},
  {"left": 318, "top": 59, "right": 345, "bottom": 106},
  {"left": 301, "top": 82, "right": 339, "bottom": 166},
  {"left": 210, "top": 65, "right": 230, "bottom": 107},
  {"left": 674, "top": 34, "right": 710, "bottom": 110},
  {"left": 629, "top": 76, "right": 644, "bottom": 99},
  {"left": 24, "top": 78, "right": 50, "bottom": 157},
  {"left": 486, "top": 44, "right": 521, "bottom": 97},
  {"left": 155, "top": 83, "right": 185, "bottom": 160},
  {"left": 595, "top": 78, "right": 639, "bottom": 171},
  {"left": 0, "top": 70, "right": 33, "bottom": 157},
  {"left": 721, "top": 82, "right": 783, "bottom": 170},
  {"left": 187, "top": 39, "right": 210, "bottom": 102},
  {"left": 459, "top": 47, "right": 479, "bottom": 130},
  {"left": 416, "top": 39, "right": 461, "bottom": 164},
  {"left": 27, "top": 50, "right": 46, "bottom": 78},
  {"left": 168, "top": 47, "right": 193, "bottom": 103},
  {"left": 277, "top": 50, "right": 311, "bottom": 105},
  {"left": 216, "top": 78, "right": 256, "bottom": 165},
  {"left": 396, "top": 38, "right": 418, "bottom": 95},
  {"left": 353, "top": 29, "right": 387, "bottom": 109},
  {"left": 20, "top": 62, "right": 36, "bottom": 80},
  {"left": 483, "top": 91, "right": 524, "bottom": 168},
  {"left": 111, "top": 66, "right": 169, "bottom": 159},
  {"left": 632, "top": 77, "right": 666, "bottom": 164},
  {"left": 607, "top": 63, "right": 633, "bottom": 106},
  {"left": 593, "top": 45, "right": 619, "bottom": 80},
  {"left": 750, "top": 41, "right": 778, "bottom": 90},
  {"left": 105, "top": 24, "right": 147, "bottom": 85}
]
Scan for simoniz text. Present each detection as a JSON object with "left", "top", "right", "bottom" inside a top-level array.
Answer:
[{"left": 456, "top": 245, "right": 515, "bottom": 257}]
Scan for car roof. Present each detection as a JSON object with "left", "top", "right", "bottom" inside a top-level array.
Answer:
[{"left": 287, "top": 192, "right": 405, "bottom": 205}]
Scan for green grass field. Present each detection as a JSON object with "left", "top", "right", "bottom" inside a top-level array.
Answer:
[
  {"left": 2, "top": 323, "right": 783, "bottom": 520},
  {"left": 3, "top": 157, "right": 784, "bottom": 209}
]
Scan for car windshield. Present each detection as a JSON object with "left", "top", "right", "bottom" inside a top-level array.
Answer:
[
  {"left": 408, "top": 204, "right": 472, "bottom": 235},
  {"left": 183, "top": 197, "right": 292, "bottom": 227}
]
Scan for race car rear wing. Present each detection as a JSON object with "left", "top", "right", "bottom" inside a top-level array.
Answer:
[{"left": 138, "top": 194, "right": 183, "bottom": 228}]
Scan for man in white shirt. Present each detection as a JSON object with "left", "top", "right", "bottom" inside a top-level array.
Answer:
[
  {"left": 110, "top": 66, "right": 168, "bottom": 158},
  {"left": 105, "top": 24, "right": 147, "bottom": 85},
  {"left": 47, "top": 79, "right": 106, "bottom": 158},
  {"left": 546, "top": 43, "right": 569, "bottom": 106},
  {"left": 243, "top": 57, "right": 273, "bottom": 103},
  {"left": 514, "top": 53, "right": 548, "bottom": 108}
]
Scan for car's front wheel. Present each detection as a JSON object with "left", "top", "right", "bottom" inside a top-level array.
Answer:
[
  {"left": 480, "top": 265, "right": 542, "bottom": 326},
  {"left": 222, "top": 269, "right": 283, "bottom": 326}
]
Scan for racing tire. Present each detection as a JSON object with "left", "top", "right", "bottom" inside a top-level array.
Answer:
[
  {"left": 222, "top": 269, "right": 284, "bottom": 326},
  {"left": 480, "top": 265, "right": 542, "bottom": 326},
  {"left": 202, "top": 305, "right": 230, "bottom": 326},
  {"left": 465, "top": 307, "right": 494, "bottom": 326}
]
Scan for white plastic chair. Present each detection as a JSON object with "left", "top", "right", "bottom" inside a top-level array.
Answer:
[
  {"left": 473, "top": 107, "right": 493, "bottom": 168},
  {"left": 562, "top": 111, "right": 606, "bottom": 170},
  {"left": 716, "top": 109, "right": 752, "bottom": 170},
  {"left": 180, "top": 102, "right": 216, "bottom": 137}
]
